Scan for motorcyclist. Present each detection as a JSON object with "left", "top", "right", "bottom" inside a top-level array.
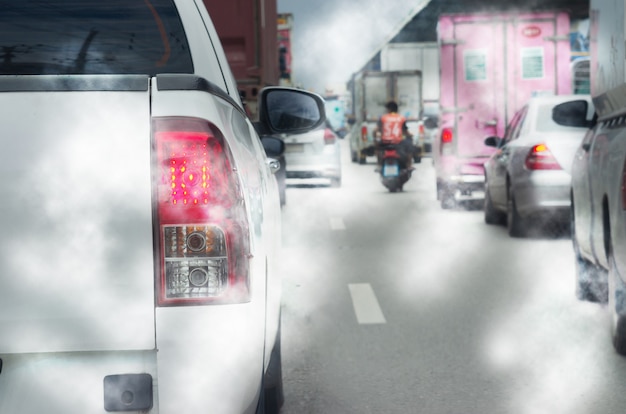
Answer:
[{"left": 374, "top": 100, "right": 415, "bottom": 171}]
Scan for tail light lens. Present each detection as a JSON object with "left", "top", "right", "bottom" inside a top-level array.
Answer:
[
  {"left": 441, "top": 127, "right": 453, "bottom": 155},
  {"left": 361, "top": 125, "right": 368, "bottom": 142},
  {"left": 324, "top": 128, "right": 336, "bottom": 145},
  {"left": 153, "top": 117, "right": 250, "bottom": 306},
  {"left": 524, "top": 144, "right": 562, "bottom": 170}
]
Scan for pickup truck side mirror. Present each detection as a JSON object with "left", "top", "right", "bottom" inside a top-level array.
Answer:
[
  {"left": 552, "top": 100, "right": 596, "bottom": 129},
  {"left": 254, "top": 87, "right": 326, "bottom": 136}
]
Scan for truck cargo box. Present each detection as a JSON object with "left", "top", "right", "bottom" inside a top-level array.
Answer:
[{"left": 434, "top": 11, "right": 572, "bottom": 208}]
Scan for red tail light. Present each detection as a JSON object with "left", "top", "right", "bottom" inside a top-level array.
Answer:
[
  {"left": 441, "top": 128, "right": 453, "bottom": 144},
  {"left": 324, "top": 128, "right": 336, "bottom": 145},
  {"left": 524, "top": 144, "right": 562, "bottom": 170},
  {"left": 153, "top": 117, "right": 250, "bottom": 306},
  {"left": 361, "top": 125, "right": 368, "bottom": 142}
]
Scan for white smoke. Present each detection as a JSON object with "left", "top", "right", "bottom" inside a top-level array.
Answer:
[{"left": 278, "top": 0, "right": 426, "bottom": 93}]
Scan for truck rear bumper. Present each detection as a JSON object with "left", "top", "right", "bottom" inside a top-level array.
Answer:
[{"left": 440, "top": 174, "right": 485, "bottom": 193}]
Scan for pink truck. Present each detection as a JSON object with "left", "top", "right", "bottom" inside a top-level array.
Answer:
[{"left": 434, "top": 11, "right": 573, "bottom": 209}]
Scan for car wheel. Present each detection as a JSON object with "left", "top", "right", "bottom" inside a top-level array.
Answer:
[
  {"left": 441, "top": 190, "right": 456, "bottom": 210},
  {"left": 262, "top": 325, "right": 284, "bottom": 414},
  {"left": 358, "top": 151, "right": 367, "bottom": 165},
  {"left": 351, "top": 150, "right": 357, "bottom": 163},
  {"left": 484, "top": 182, "right": 505, "bottom": 225},
  {"left": 572, "top": 212, "right": 608, "bottom": 303},
  {"left": 507, "top": 193, "right": 527, "bottom": 237},
  {"left": 609, "top": 251, "right": 626, "bottom": 355},
  {"left": 330, "top": 177, "right": 342, "bottom": 188}
]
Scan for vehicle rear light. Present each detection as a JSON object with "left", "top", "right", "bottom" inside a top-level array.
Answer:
[
  {"left": 524, "top": 144, "right": 562, "bottom": 170},
  {"left": 153, "top": 117, "right": 250, "bottom": 306},
  {"left": 324, "top": 128, "right": 336, "bottom": 145},
  {"left": 361, "top": 125, "right": 368, "bottom": 142},
  {"left": 441, "top": 127, "right": 453, "bottom": 155}
]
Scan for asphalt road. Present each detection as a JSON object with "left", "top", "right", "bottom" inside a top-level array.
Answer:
[{"left": 277, "top": 138, "right": 626, "bottom": 414}]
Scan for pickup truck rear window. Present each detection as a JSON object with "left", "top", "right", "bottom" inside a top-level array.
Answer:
[{"left": 0, "top": 0, "right": 193, "bottom": 75}]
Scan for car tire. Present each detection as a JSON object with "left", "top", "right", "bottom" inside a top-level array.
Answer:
[
  {"left": 358, "top": 151, "right": 367, "bottom": 165},
  {"left": 484, "top": 183, "right": 506, "bottom": 225},
  {"left": 609, "top": 251, "right": 626, "bottom": 355},
  {"left": 441, "top": 190, "right": 456, "bottom": 210},
  {"left": 572, "top": 211, "right": 608, "bottom": 303},
  {"left": 507, "top": 193, "right": 527, "bottom": 237},
  {"left": 351, "top": 150, "right": 357, "bottom": 163},
  {"left": 261, "top": 324, "right": 284, "bottom": 414}
]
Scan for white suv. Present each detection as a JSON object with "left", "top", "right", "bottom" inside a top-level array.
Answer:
[{"left": 0, "top": 1, "right": 325, "bottom": 413}]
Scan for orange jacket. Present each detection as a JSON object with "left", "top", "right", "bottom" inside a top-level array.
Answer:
[{"left": 379, "top": 113, "right": 407, "bottom": 144}]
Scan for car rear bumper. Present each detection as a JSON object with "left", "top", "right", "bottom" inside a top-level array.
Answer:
[
  {"left": 515, "top": 173, "right": 571, "bottom": 219},
  {"left": 286, "top": 165, "right": 341, "bottom": 180}
]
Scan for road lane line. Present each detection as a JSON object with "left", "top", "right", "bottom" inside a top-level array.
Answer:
[
  {"left": 330, "top": 217, "right": 346, "bottom": 230},
  {"left": 348, "top": 283, "right": 387, "bottom": 324}
]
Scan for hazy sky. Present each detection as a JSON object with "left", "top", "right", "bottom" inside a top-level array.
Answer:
[{"left": 277, "top": 0, "right": 427, "bottom": 94}]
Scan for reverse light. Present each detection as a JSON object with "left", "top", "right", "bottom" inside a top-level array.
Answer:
[
  {"left": 154, "top": 117, "right": 250, "bottom": 306},
  {"left": 524, "top": 144, "right": 562, "bottom": 170},
  {"left": 324, "top": 128, "right": 336, "bottom": 145}
]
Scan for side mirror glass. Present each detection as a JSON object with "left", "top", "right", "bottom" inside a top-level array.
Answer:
[
  {"left": 423, "top": 117, "right": 438, "bottom": 129},
  {"left": 258, "top": 87, "right": 326, "bottom": 135},
  {"left": 261, "top": 136, "right": 285, "bottom": 157},
  {"left": 484, "top": 136, "right": 501, "bottom": 148},
  {"left": 552, "top": 100, "right": 595, "bottom": 128}
]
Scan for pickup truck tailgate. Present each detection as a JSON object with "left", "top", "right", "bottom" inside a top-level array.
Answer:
[{"left": 0, "top": 76, "right": 155, "bottom": 353}]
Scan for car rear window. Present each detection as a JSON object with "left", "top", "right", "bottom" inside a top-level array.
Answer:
[
  {"left": 535, "top": 102, "right": 588, "bottom": 133},
  {"left": 0, "top": 0, "right": 193, "bottom": 75}
]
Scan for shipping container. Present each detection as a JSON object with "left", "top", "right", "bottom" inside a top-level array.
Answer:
[{"left": 202, "top": 0, "right": 279, "bottom": 119}]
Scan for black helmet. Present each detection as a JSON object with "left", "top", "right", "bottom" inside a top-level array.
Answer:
[{"left": 385, "top": 101, "right": 398, "bottom": 112}]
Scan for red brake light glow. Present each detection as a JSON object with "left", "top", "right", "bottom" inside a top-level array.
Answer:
[
  {"left": 154, "top": 117, "right": 250, "bottom": 306},
  {"left": 361, "top": 125, "right": 368, "bottom": 142},
  {"left": 524, "top": 144, "right": 562, "bottom": 170},
  {"left": 324, "top": 128, "right": 336, "bottom": 145},
  {"left": 441, "top": 128, "right": 453, "bottom": 144}
]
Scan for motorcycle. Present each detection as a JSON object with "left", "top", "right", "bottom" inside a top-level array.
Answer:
[{"left": 379, "top": 143, "right": 413, "bottom": 192}]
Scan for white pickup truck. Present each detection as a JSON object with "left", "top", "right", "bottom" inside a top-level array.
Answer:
[
  {"left": 567, "top": 0, "right": 626, "bottom": 356},
  {"left": 0, "top": 1, "right": 325, "bottom": 413}
]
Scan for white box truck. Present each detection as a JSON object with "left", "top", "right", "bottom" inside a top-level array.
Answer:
[{"left": 349, "top": 70, "right": 423, "bottom": 164}]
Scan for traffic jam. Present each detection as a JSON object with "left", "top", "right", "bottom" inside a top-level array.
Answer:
[{"left": 0, "top": 0, "right": 625, "bottom": 413}]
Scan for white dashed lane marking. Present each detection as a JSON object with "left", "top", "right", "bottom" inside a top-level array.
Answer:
[{"left": 348, "top": 283, "right": 387, "bottom": 325}]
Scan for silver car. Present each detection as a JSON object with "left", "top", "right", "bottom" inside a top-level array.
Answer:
[
  {"left": 283, "top": 122, "right": 342, "bottom": 187},
  {"left": 483, "top": 94, "right": 594, "bottom": 237}
]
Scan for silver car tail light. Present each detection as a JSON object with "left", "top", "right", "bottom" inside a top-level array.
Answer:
[
  {"left": 153, "top": 117, "right": 250, "bottom": 306},
  {"left": 524, "top": 144, "right": 562, "bottom": 170}
]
